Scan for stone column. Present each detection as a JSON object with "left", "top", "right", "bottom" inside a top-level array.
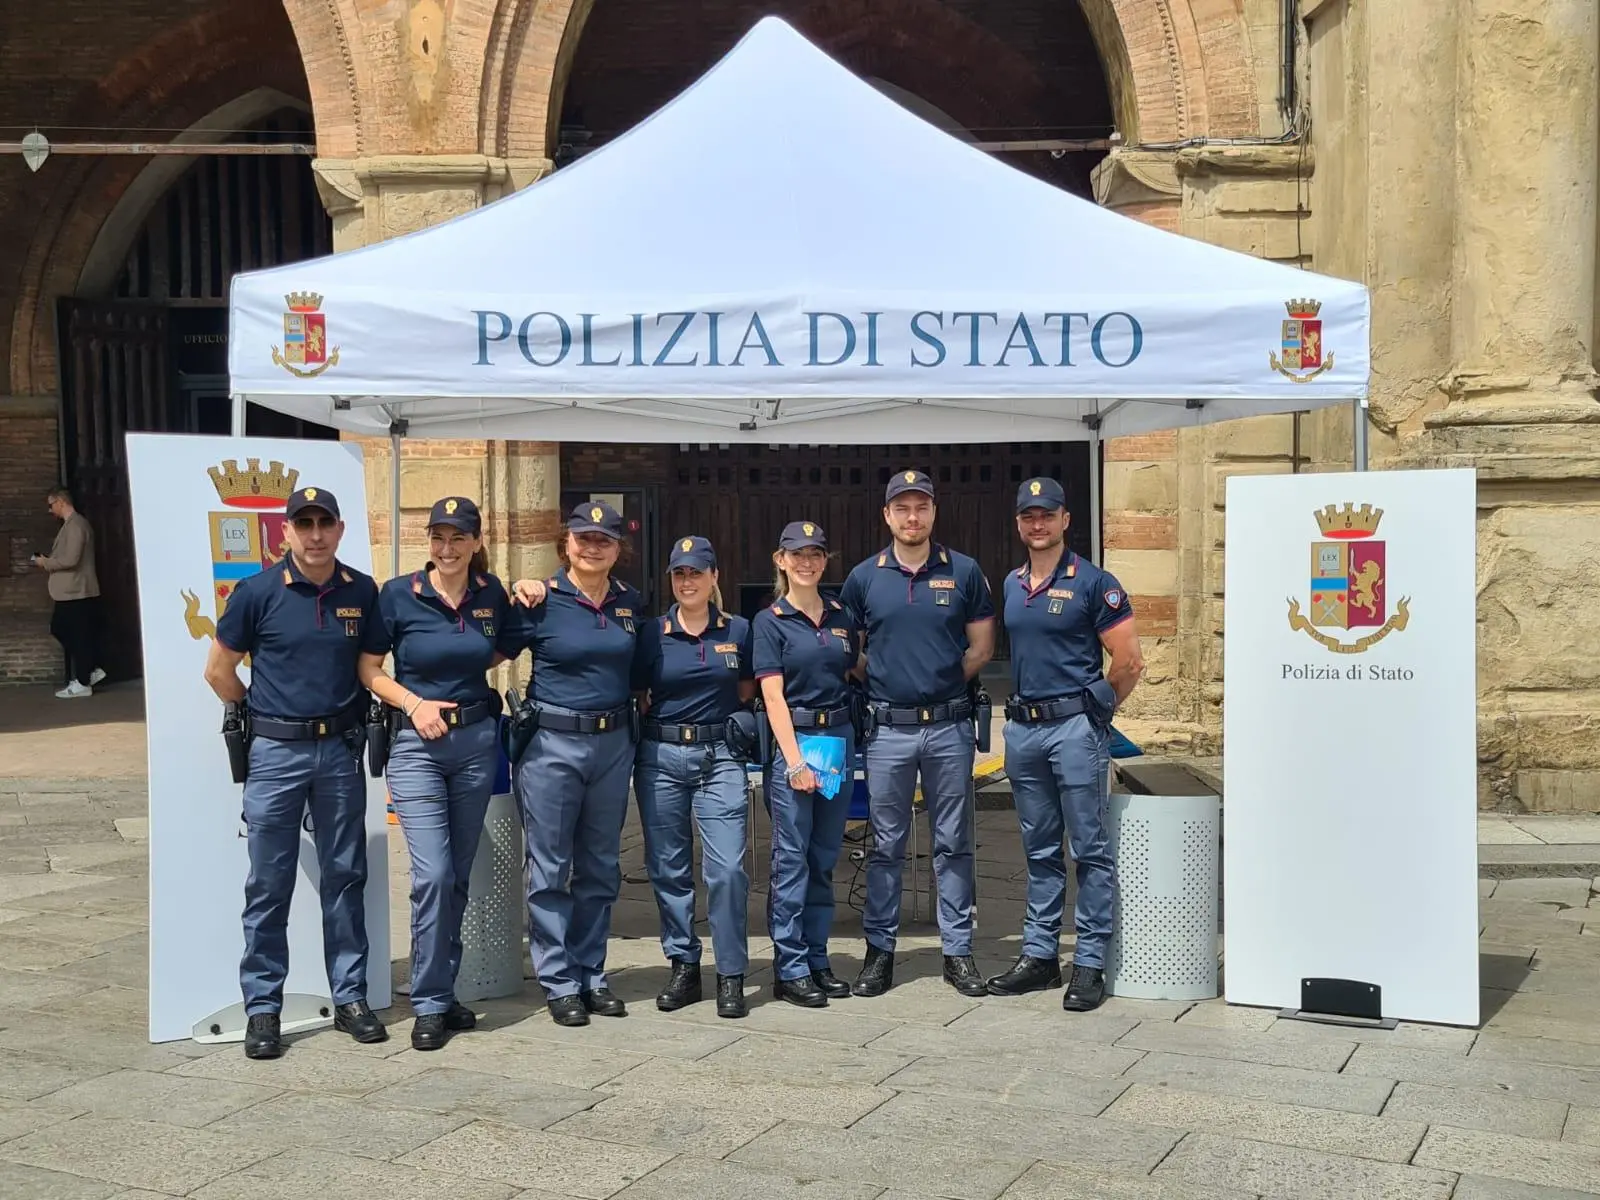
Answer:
[
  {"left": 1441, "top": 0, "right": 1600, "bottom": 423},
  {"left": 309, "top": 155, "right": 561, "bottom": 593}
]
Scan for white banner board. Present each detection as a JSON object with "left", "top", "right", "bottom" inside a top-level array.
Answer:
[
  {"left": 1222, "top": 467, "right": 1478, "bottom": 1026},
  {"left": 127, "top": 434, "right": 390, "bottom": 1043}
]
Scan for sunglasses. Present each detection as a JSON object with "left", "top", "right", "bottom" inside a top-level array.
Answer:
[{"left": 291, "top": 516, "right": 338, "bottom": 532}]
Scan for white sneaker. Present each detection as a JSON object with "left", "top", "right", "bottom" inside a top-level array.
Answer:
[
  {"left": 89, "top": 668, "right": 106, "bottom": 686},
  {"left": 55, "top": 681, "right": 92, "bottom": 699}
]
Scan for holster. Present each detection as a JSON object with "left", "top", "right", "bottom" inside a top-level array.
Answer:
[
  {"left": 849, "top": 684, "right": 877, "bottom": 743},
  {"left": 364, "top": 698, "right": 392, "bottom": 777},
  {"left": 1084, "top": 679, "right": 1118, "bottom": 730},
  {"left": 628, "top": 697, "right": 642, "bottom": 744},
  {"left": 970, "top": 682, "right": 993, "bottom": 754},
  {"left": 502, "top": 687, "right": 539, "bottom": 766},
  {"left": 221, "top": 700, "right": 251, "bottom": 785},
  {"left": 753, "top": 697, "right": 773, "bottom": 767}
]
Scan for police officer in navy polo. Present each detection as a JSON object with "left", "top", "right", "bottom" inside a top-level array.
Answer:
[
  {"left": 842, "top": 470, "right": 995, "bottom": 999},
  {"left": 504, "top": 500, "right": 648, "bottom": 1027},
  {"left": 633, "top": 535, "right": 755, "bottom": 1018},
  {"left": 203, "top": 485, "right": 389, "bottom": 1059},
  {"left": 359, "top": 497, "right": 518, "bottom": 1050},
  {"left": 753, "top": 520, "right": 864, "bottom": 1007},
  {"left": 985, "top": 477, "right": 1144, "bottom": 1012}
]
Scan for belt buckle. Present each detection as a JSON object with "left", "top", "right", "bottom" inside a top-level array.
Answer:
[
  {"left": 683, "top": 726, "right": 695, "bottom": 743},
  {"left": 597, "top": 715, "right": 609, "bottom": 731},
  {"left": 920, "top": 708, "right": 931, "bottom": 723},
  {"left": 317, "top": 721, "right": 327, "bottom": 736},
  {"left": 817, "top": 710, "right": 828, "bottom": 727},
  {"left": 1028, "top": 706, "right": 1040, "bottom": 721},
  {"left": 447, "top": 709, "right": 459, "bottom": 727}
]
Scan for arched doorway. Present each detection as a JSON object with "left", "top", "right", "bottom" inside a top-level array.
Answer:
[
  {"left": 56, "top": 104, "right": 337, "bottom": 682},
  {"left": 553, "top": 1, "right": 1112, "bottom": 636}
]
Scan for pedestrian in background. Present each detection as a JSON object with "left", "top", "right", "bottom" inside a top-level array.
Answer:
[{"left": 30, "top": 487, "right": 104, "bottom": 699}]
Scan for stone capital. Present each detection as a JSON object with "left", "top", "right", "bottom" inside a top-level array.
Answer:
[
  {"left": 1090, "top": 149, "right": 1180, "bottom": 210},
  {"left": 311, "top": 154, "right": 555, "bottom": 248}
]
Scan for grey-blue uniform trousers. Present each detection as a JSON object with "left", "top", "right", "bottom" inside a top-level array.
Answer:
[
  {"left": 753, "top": 596, "right": 863, "bottom": 982},
  {"left": 633, "top": 606, "right": 753, "bottom": 975},
  {"left": 503, "top": 570, "right": 647, "bottom": 1000},
  {"left": 840, "top": 545, "right": 994, "bottom": 957},
  {"left": 1002, "top": 552, "right": 1132, "bottom": 968},
  {"left": 215, "top": 558, "right": 384, "bottom": 1015},
  {"left": 373, "top": 569, "right": 516, "bottom": 1015}
]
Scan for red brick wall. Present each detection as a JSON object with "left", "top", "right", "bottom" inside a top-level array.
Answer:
[{"left": 0, "top": 404, "right": 65, "bottom": 682}]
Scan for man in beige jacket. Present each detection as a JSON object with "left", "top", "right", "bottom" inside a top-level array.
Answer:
[{"left": 30, "top": 488, "right": 105, "bottom": 699}]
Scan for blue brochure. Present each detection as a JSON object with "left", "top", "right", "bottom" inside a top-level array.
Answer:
[{"left": 796, "top": 733, "right": 848, "bottom": 799}]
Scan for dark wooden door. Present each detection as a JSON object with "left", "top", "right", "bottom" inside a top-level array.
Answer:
[{"left": 55, "top": 299, "right": 171, "bottom": 683}]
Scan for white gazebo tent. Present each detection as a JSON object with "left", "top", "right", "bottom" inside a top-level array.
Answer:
[{"left": 227, "top": 16, "right": 1370, "bottom": 571}]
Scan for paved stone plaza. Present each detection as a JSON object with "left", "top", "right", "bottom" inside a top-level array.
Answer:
[{"left": 2, "top": 682, "right": 1599, "bottom": 1199}]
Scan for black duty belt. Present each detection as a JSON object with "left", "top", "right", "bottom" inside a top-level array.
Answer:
[
  {"left": 873, "top": 698, "right": 973, "bottom": 726},
  {"left": 397, "top": 697, "right": 496, "bottom": 731},
  {"left": 642, "top": 720, "right": 724, "bottom": 745},
  {"left": 537, "top": 705, "right": 630, "bottom": 735},
  {"left": 788, "top": 704, "right": 852, "bottom": 730},
  {"left": 1005, "top": 695, "right": 1086, "bottom": 724},
  {"left": 252, "top": 706, "right": 363, "bottom": 742}
]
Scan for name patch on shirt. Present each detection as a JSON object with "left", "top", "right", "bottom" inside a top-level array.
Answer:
[
  {"left": 613, "top": 607, "right": 633, "bottom": 617},
  {"left": 1047, "top": 589, "right": 1074, "bottom": 600},
  {"left": 830, "top": 628, "right": 850, "bottom": 638},
  {"left": 714, "top": 643, "right": 739, "bottom": 654},
  {"left": 928, "top": 579, "right": 957, "bottom": 590},
  {"left": 472, "top": 607, "right": 495, "bottom": 619},
  {"left": 335, "top": 607, "right": 363, "bottom": 618}
]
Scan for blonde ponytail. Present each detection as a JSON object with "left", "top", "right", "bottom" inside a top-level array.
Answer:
[{"left": 771, "top": 552, "right": 789, "bottom": 600}]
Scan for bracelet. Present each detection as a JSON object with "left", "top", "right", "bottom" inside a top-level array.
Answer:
[
  {"left": 402, "top": 694, "right": 421, "bottom": 717},
  {"left": 785, "top": 760, "right": 808, "bottom": 781}
]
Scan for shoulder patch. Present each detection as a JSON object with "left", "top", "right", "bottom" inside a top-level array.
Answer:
[
  {"left": 546, "top": 575, "right": 560, "bottom": 590},
  {"left": 340, "top": 570, "right": 353, "bottom": 584},
  {"left": 474, "top": 574, "right": 487, "bottom": 588},
  {"left": 1066, "top": 563, "right": 1077, "bottom": 578},
  {"left": 662, "top": 619, "right": 673, "bottom": 634},
  {"left": 938, "top": 549, "right": 949, "bottom": 564},
  {"left": 828, "top": 598, "right": 841, "bottom": 609},
  {"left": 876, "top": 554, "right": 887, "bottom": 567},
  {"left": 281, "top": 567, "right": 292, "bottom": 584},
  {"left": 1104, "top": 588, "right": 1123, "bottom": 609},
  {"left": 412, "top": 573, "right": 424, "bottom": 594}
]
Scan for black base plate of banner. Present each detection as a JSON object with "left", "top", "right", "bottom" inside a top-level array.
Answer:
[{"left": 1278, "top": 977, "right": 1398, "bottom": 1030}]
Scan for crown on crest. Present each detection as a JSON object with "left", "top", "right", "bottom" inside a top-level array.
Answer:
[
  {"left": 284, "top": 292, "right": 324, "bottom": 313},
  {"left": 1285, "top": 298, "right": 1322, "bottom": 319},
  {"left": 1314, "top": 502, "right": 1383, "bottom": 538},
  {"left": 208, "top": 459, "right": 300, "bottom": 509}
]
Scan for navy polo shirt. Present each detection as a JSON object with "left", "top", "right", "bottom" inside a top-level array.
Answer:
[
  {"left": 501, "top": 568, "right": 647, "bottom": 711},
  {"left": 1003, "top": 551, "right": 1134, "bottom": 700},
  {"left": 636, "top": 605, "right": 753, "bottom": 724},
  {"left": 752, "top": 596, "right": 860, "bottom": 711},
  {"left": 369, "top": 567, "right": 519, "bottom": 705},
  {"left": 215, "top": 557, "right": 384, "bottom": 720},
  {"left": 839, "top": 544, "right": 995, "bottom": 705}
]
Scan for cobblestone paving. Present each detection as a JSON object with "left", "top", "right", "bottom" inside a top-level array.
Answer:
[{"left": 1, "top": 758, "right": 1598, "bottom": 1198}]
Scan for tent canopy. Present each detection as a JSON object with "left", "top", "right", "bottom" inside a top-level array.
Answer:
[{"left": 228, "top": 17, "right": 1369, "bottom": 444}]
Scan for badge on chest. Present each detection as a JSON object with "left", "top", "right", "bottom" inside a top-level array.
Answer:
[{"left": 929, "top": 578, "right": 955, "bottom": 606}]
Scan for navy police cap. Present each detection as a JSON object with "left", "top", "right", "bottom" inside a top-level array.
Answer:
[
  {"left": 567, "top": 499, "right": 624, "bottom": 540},
  {"left": 285, "top": 486, "right": 340, "bottom": 521},
  {"left": 885, "top": 469, "right": 935, "bottom": 503},
  {"left": 427, "top": 495, "right": 481, "bottom": 534},
  {"left": 778, "top": 520, "right": 827, "bottom": 550},
  {"left": 1017, "top": 477, "right": 1067, "bottom": 513},
  {"left": 668, "top": 535, "right": 716, "bottom": 571}
]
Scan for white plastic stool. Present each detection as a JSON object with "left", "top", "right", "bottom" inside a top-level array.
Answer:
[
  {"left": 1104, "top": 792, "right": 1220, "bottom": 1001},
  {"left": 455, "top": 791, "right": 527, "bottom": 1003}
]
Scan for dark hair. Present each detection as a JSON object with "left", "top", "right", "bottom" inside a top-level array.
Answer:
[
  {"left": 46, "top": 487, "right": 72, "bottom": 505},
  {"left": 470, "top": 547, "right": 489, "bottom": 574},
  {"left": 556, "top": 531, "right": 634, "bottom": 568}
]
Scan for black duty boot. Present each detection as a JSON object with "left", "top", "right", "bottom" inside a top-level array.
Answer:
[
  {"left": 656, "top": 960, "right": 704, "bottom": 1012},
  {"left": 1062, "top": 964, "right": 1107, "bottom": 1012},
  {"left": 444, "top": 1001, "right": 477, "bottom": 1031},
  {"left": 411, "top": 1013, "right": 448, "bottom": 1051},
  {"left": 772, "top": 974, "right": 829, "bottom": 1008},
  {"left": 851, "top": 946, "right": 894, "bottom": 997},
  {"left": 943, "top": 955, "right": 988, "bottom": 997},
  {"left": 716, "top": 974, "right": 747, "bottom": 1018},
  {"left": 243, "top": 1012, "right": 283, "bottom": 1059},
  {"left": 548, "top": 996, "right": 589, "bottom": 1027},
  {"left": 581, "top": 987, "right": 628, "bottom": 1017},
  {"left": 333, "top": 1000, "right": 388, "bottom": 1044},
  {"left": 810, "top": 967, "right": 851, "bottom": 999},
  {"left": 986, "top": 955, "right": 1064, "bottom": 996}
]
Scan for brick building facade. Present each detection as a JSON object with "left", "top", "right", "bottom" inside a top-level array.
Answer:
[{"left": 2, "top": 1, "right": 1597, "bottom": 810}]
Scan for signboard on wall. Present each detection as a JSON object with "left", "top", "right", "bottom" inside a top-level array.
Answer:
[
  {"left": 126, "top": 433, "right": 390, "bottom": 1043},
  {"left": 1222, "top": 467, "right": 1478, "bottom": 1027}
]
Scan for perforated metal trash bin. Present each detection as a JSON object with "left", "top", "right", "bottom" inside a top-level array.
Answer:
[
  {"left": 1104, "top": 792, "right": 1220, "bottom": 1002},
  {"left": 454, "top": 790, "right": 527, "bottom": 1003}
]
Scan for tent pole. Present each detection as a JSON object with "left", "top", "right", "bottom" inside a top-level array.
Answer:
[
  {"left": 1352, "top": 397, "right": 1369, "bottom": 472},
  {"left": 1090, "top": 430, "right": 1103, "bottom": 565},
  {"left": 231, "top": 394, "right": 247, "bottom": 437},
  {"left": 389, "top": 423, "right": 403, "bottom": 580}
]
